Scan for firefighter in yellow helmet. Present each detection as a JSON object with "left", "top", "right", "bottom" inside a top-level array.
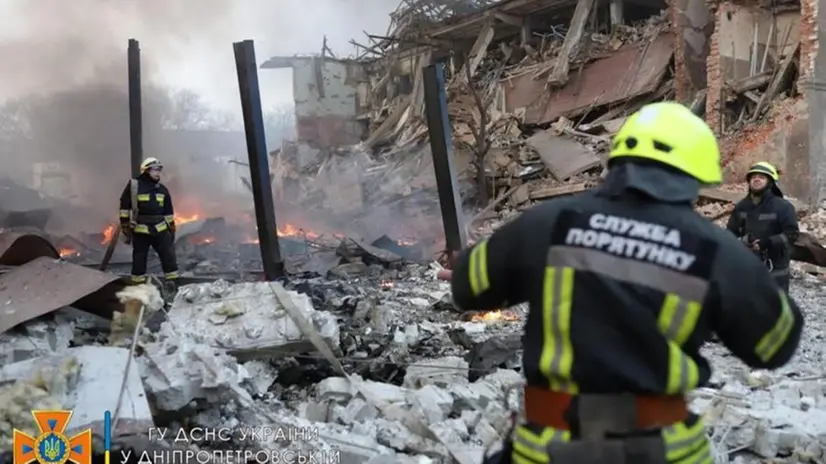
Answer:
[
  {"left": 439, "top": 102, "right": 802, "bottom": 463},
  {"left": 119, "top": 157, "right": 179, "bottom": 291},
  {"left": 726, "top": 161, "right": 798, "bottom": 292}
]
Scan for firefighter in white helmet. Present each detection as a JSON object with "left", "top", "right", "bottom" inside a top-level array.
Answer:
[{"left": 119, "top": 157, "right": 178, "bottom": 290}]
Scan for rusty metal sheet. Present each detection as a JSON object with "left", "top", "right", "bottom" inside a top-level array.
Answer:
[
  {"left": 0, "top": 257, "right": 126, "bottom": 334},
  {"left": 503, "top": 34, "right": 674, "bottom": 125},
  {"left": 0, "top": 232, "right": 59, "bottom": 265}
]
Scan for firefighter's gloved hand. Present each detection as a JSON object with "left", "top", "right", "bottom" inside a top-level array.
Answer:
[
  {"left": 121, "top": 225, "right": 133, "bottom": 244},
  {"left": 754, "top": 238, "right": 769, "bottom": 251},
  {"left": 169, "top": 221, "right": 177, "bottom": 234}
]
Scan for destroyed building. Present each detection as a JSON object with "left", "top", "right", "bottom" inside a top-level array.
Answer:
[{"left": 3, "top": 0, "right": 826, "bottom": 463}]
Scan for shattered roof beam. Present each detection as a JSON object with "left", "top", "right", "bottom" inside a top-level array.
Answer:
[{"left": 425, "top": 0, "right": 576, "bottom": 40}]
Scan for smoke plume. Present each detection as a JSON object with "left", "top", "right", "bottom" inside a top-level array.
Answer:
[{"left": 0, "top": 0, "right": 400, "bottom": 240}]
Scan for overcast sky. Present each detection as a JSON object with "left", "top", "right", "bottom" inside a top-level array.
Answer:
[{"left": 0, "top": 0, "right": 395, "bottom": 113}]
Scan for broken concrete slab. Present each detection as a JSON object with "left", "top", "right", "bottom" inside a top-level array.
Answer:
[
  {"left": 526, "top": 130, "right": 601, "bottom": 181},
  {"left": 404, "top": 356, "right": 469, "bottom": 388},
  {"left": 0, "top": 311, "right": 75, "bottom": 364},
  {"left": 0, "top": 346, "right": 153, "bottom": 432},
  {"left": 139, "top": 339, "right": 249, "bottom": 411},
  {"left": 167, "top": 281, "right": 340, "bottom": 360}
]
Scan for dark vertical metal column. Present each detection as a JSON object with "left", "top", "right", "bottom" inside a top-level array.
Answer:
[
  {"left": 233, "top": 39, "right": 285, "bottom": 279},
  {"left": 128, "top": 39, "right": 143, "bottom": 178},
  {"left": 423, "top": 63, "right": 467, "bottom": 255}
]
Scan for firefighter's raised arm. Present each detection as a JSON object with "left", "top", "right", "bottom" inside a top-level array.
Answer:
[
  {"left": 450, "top": 212, "right": 531, "bottom": 311},
  {"left": 710, "top": 234, "right": 803, "bottom": 369}
]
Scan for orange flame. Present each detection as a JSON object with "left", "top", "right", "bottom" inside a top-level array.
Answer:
[
  {"left": 175, "top": 214, "right": 200, "bottom": 224},
  {"left": 470, "top": 309, "right": 520, "bottom": 323},
  {"left": 59, "top": 247, "right": 78, "bottom": 258},
  {"left": 101, "top": 224, "right": 116, "bottom": 244},
  {"left": 277, "top": 223, "right": 320, "bottom": 239}
]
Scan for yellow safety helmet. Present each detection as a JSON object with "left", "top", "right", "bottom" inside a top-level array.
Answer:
[
  {"left": 140, "top": 157, "right": 163, "bottom": 173},
  {"left": 609, "top": 102, "right": 721, "bottom": 185},
  {"left": 746, "top": 161, "right": 779, "bottom": 182}
]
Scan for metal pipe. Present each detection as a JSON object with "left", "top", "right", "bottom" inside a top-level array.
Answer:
[
  {"left": 422, "top": 63, "right": 467, "bottom": 256},
  {"left": 233, "top": 39, "right": 285, "bottom": 280},
  {"left": 127, "top": 39, "right": 143, "bottom": 178}
]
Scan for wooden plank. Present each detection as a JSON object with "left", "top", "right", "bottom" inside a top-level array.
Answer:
[
  {"left": 529, "top": 182, "right": 590, "bottom": 200},
  {"left": 727, "top": 71, "right": 772, "bottom": 94},
  {"left": 547, "top": 0, "right": 597, "bottom": 86}
]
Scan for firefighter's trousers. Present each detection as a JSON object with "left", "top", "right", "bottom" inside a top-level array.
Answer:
[
  {"left": 131, "top": 230, "right": 178, "bottom": 284},
  {"left": 504, "top": 416, "right": 712, "bottom": 464}
]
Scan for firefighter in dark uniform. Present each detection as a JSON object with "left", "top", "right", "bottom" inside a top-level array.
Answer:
[
  {"left": 440, "top": 102, "right": 803, "bottom": 463},
  {"left": 120, "top": 157, "right": 179, "bottom": 290},
  {"left": 726, "top": 162, "right": 798, "bottom": 293}
]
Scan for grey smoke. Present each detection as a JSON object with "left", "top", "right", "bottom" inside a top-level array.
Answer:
[{"left": 0, "top": 0, "right": 394, "bottom": 234}]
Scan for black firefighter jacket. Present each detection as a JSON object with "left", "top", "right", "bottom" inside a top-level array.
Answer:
[
  {"left": 119, "top": 175, "right": 175, "bottom": 235},
  {"left": 725, "top": 190, "right": 799, "bottom": 271},
  {"left": 450, "top": 187, "right": 803, "bottom": 396}
]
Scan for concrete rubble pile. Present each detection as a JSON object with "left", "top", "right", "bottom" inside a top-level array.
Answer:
[
  {"left": 0, "top": 259, "right": 532, "bottom": 463},
  {"left": 0, "top": 243, "right": 825, "bottom": 463}
]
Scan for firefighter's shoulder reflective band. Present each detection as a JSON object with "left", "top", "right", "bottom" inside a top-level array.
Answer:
[
  {"left": 755, "top": 290, "right": 795, "bottom": 363},
  {"left": 137, "top": 194, "right": 150, "bottom": 201},
  {"left": 468, "top": 239, "right": 490, "bottom": 296},
  {"left": 119, "top": 209, "right": 130, "bottom": 218},
  {"left": 539, "top": 266, "right": 577, "bottom": 393},
  {"left": 547, "top": 246, "right": 708, "bottom": 301},
  {"left": 513, "top": 425, "right": 569, "bottom": 463},
  {"left": 657, "top": 294, "right": 702, "bottom": 346},
  {"left": 661, "top": 418, "right": 711, "bottom": 463},
  {"left": 666, "top": 341, "right": 699, "bottom": 393}
]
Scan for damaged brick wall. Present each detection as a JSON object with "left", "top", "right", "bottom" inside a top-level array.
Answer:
[
  {"left": 704, "top": 0, "right": 822, "bottom": 200},
  {"left": 705, "top": 0, "right": 723, "bottom": 133},
  {"left": 672, "top": 0, "right": 713, "bottom": 102},
  {"left": 799, "top": 0, "right": 818, "bottom": 85}
]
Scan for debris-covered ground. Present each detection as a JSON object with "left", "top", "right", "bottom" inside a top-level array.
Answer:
[{"left": 1, "top": 252, "right": 826, "bottom": 463}]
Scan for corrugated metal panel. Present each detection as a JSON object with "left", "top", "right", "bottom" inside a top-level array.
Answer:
[
  {"left": 0, "top": 232, "right": 59, "bottom": 265},
  {"left": 0, "top": 257, "right": 126, "bottom": 334},
  {"left": 503, "top": 33, "right": 674, "bottom": 125}
]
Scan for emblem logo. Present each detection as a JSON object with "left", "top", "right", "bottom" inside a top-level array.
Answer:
[{"left": 13, "top": 410, "right": 92, "bottom": 464}]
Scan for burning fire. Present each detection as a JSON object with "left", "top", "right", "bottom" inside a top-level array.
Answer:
[
  {"left": 175, "top": 213, "right": 201, "bottom": 224},
  {"left": 277, "top": 223, "right": 320, "bottom": 239},
  {"left": 59, "top": 247, "right": 79, "bottom": 258},
  {"left": 101, "top": 224, "right": 116, "bottom": 244},
  {"left": 469, "top": 309, "right": 520, "bottom": 323}
]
